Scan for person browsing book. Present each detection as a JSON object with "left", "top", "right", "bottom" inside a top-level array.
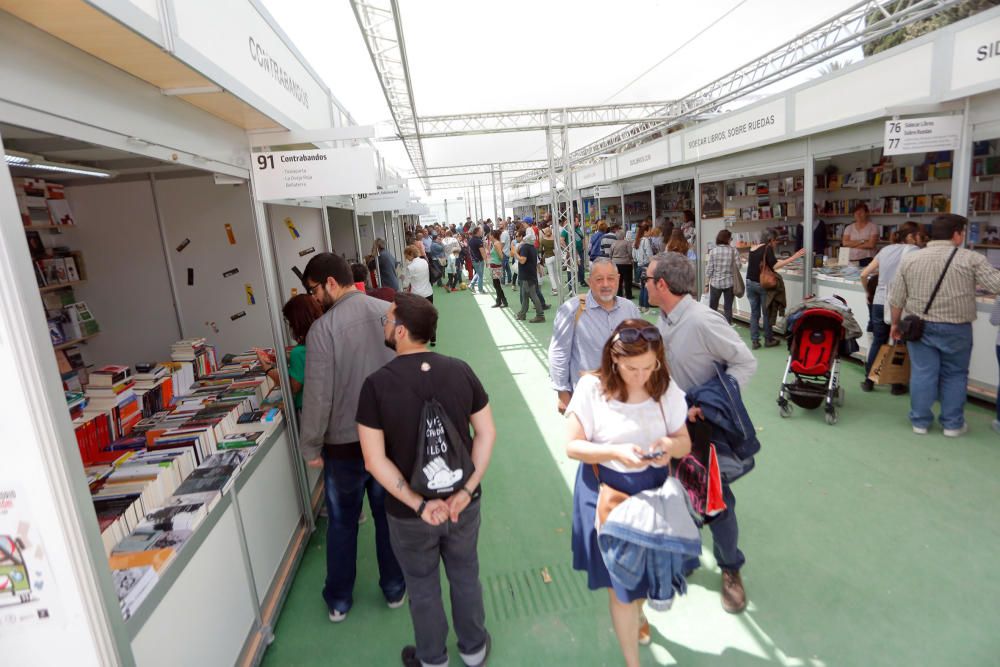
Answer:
[
  {"left": 254, "top": 294, "right": 322, "bottom": 411},
  {"left": 298, "top": 252, "right": 406, "bottom": 624},
  {"left": 357, "top": 293, "right": 496, "bottom": 667}
]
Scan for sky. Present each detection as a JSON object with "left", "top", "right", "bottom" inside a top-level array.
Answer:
[{"left": 261, "top": 0, "right": 865, "bottom": 208}]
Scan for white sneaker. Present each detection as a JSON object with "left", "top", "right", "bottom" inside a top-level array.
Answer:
[
  {"left": 328, "top": 609, "right": 348, "bottom": 623},
  {"left": 943, "top": 423, "right": 968, "bottom": 438},
  {"left": 387, "top": 592, "right": 407, "bottom": 609},
  {"left": 912, "top": 425, "right": 929, "bottom": 435}
]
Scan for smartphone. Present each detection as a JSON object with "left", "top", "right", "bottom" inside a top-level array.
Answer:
[{"left": 640, "top": 451, "right": 663, "bottom": 460}]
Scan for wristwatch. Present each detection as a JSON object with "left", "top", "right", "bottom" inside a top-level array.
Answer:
[{"left": 416, "top": 499, "right": 427, "bottom": 518}]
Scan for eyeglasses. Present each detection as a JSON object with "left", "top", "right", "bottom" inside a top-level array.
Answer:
[
  {"left": 306, "top": 283, "right": 323, "bottom": 296},
  {"left": 613, "top": 327, "right": 662, "bottom": 344},
  {"left": 643, "top": 275, "right": 658, "bottom": 284},
  {"left": 380, "top": 315, "right": 398, "bottom": 327}
]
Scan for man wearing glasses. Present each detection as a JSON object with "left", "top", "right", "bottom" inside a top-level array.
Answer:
[
  {"left": 298, "top": 252, "right": 406, "bottom": 624},
  {"left": 646, "top": 251, "right": 757, "bottom": 615},
  {"left": 548, "top": 258, "right": 641, "bottom": 414}
]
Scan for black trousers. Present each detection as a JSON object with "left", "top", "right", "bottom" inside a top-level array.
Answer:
[{"left": 616, "top": 264, "right": 633, "bottom": 300}]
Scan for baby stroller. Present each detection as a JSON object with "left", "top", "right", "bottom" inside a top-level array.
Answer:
[{"left": 776, "top": 308, "right": 845, "bottom": 425}]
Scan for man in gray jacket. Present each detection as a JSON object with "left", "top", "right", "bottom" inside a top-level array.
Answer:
[{"left": 299, "top": 252, "right": 406, "bottom": 623}]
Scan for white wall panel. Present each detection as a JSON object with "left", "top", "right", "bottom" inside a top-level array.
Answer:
[
  {"left": 266, "top": 203, "right": 324, "bottom": 301},
  {"left": 795, "top": 43, "right": 935, "bottom": 132},
  {"left": 154, "top": 176, "right": 274, "bottom": 355},
  {"left": 328, "top": 207, "right": 359, "bottom": 262},
  {"left": 64, "top": 181, "right": 179, "bottom": 368}
]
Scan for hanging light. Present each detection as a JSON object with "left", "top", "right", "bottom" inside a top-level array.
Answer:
[{"left": 4, "top": 149, "right": 115, "bottom": 178}]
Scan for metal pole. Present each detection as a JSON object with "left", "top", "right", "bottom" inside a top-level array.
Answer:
[
  {"left": 148, "top": 173, "right": 185, "bottom": 339},
  {"left": 246, "top": 185, "right": 313, "bottom": 532},
  {"left": 320, "top": 205, "right": 333, "bottom": 253},
  {"left": 650, "top": 187, "right": 657, "bottom": 228},
  {"left": 499, "top": 165, "right": 506, "bottom": 220},
  {"left": 444, "top": 198, "right": 449, "bottom": 225},
  {"left": 546, "top": 118, "right": 567, "bottom": 304},
  {"left": 351, "top": 196, "right": 363, "bottom": 262},
  {"left": 693, "top": 175, "right": 703, "bottom": 295},
  {"left": 491, "top": 164, "right": 498, "bottom": 221},
  {"left": 951, "top": 99, "right": 972, "bottom": 248},
  {"left": 804, "top": 140, "right": 816, "bottom": 296}
]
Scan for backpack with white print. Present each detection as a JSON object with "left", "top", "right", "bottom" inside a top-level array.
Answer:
[{"left": 411, "top": 395, "right": 475, "bottom": 498}]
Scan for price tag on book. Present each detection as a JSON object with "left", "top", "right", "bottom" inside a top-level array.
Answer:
[
  {"left": 883, "top": 115, "right": 963, "bottom": 156},
  {"left": 250, "top": 147, "right": 377, "bottom": 200}
]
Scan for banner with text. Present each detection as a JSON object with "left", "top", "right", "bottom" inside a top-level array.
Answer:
[
  {"left": 355, "top": 187, "right": 411, "bottom": 213},
  {"left": 883, "top": 115, "right": 963, "bottom": 156},
  {"left": 250, "top": 147, "right": 377, "bottom": 200},
  {"left": 683, "top": 99, "right": 786, "bottom": 161}
]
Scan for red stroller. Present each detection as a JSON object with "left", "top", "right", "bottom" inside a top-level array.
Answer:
[{"left": 777, "top": 308, "right": 846, "bottom": 425}]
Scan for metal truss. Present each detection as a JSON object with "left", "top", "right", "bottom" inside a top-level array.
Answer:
[
  {"left": 546, "top": 111, "right": 579, "bottom": 304},
  {"left": 350, "top": 0, "right": 430, "bottom": 192},
  {"left": 512, "top": 0, "right": 965, "bottom": 185},
  {"left": 418, "top": 161, "right": 548, "bottom": 177},
  {"left": 415, "top": 101, "right": 679, "bottom": 139}
]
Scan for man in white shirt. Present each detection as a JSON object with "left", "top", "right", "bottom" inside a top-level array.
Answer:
[
  {"left": 500, "top": 226, "right": 512, "bottom": 285},
  {"left": 646, "top": 251, "right": 757, "bottom": 614}
]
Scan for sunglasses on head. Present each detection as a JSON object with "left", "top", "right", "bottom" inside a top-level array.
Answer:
[{"left": 614, "top": 327, "right": 662, "bottom": 344}]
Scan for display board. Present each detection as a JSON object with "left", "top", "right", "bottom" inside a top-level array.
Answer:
[{"left": 266, "top": 203, "right": 325, "bottom": 301}]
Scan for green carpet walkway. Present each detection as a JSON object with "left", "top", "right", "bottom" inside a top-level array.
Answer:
[{"left": 261, "top": 280, "right": 1000, "bottom": 666}]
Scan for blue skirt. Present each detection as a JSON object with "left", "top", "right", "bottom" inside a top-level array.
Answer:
[{"left": 571, "top": 462, "right": 670, "bottom": 603}]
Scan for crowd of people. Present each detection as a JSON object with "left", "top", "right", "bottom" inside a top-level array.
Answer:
[{"left": 262, "top": 209, "right": 998, "bottom": 667}]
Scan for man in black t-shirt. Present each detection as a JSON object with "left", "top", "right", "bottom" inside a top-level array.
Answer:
[
  {"left": 357, "top": 293, "right": 495, "bottom": 667},
  {"left": 513, "top": 229, "right": 546, "bottom": 322}
]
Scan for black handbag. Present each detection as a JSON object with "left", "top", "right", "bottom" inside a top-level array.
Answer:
[{"left": 898, "top": 247, "right": 957, "bottom": 342}]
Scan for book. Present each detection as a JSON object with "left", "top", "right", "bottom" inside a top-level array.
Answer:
[
  {"left": 90, "top": 365, "right": 130, "bottom": 387},
  {"left": 47, "top": 198, "right": 76, "bottom": 227},
  {"left": 65, "top": 302, "right": 99, "bottom": 338},
  {"left": 217, "top": 431, "right": 263, "bottom": 450},
  {"left": 112, "top": 565, "right": 158, "bottom": 620},
  {"left": 63, "top": 256, "right": 80, "bottom": 282}
]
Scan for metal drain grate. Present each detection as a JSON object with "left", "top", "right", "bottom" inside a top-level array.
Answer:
[{"left": 481, "top": 563, "right": 598, "bottom": 622}]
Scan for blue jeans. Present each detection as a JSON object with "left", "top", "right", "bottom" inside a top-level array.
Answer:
[
  {"left": 534, "top": 282, "right": 547, "bottom": 307},
  {"left": 866, "top": 304, "right": 906, "bottom": 389},
  {"left": 322, "top": 454, "right": 405, "bottom": 614},
  {"left": 746, "top": 280, "right": 772, "bottom": 343},
  {"left": 502, "top": 256, "right": 512, "bottom": 284},
  {"left": 638, "top": 265, "right": 649, "bottom": 308},
  {"left": 905, "top": 322, "right": 973, "bottom": 430},
  {"left": 472, "top": 261, "right": 485, "bottom": 293}
]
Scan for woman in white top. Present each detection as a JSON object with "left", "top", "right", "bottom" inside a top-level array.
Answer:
[
  {"left": 565, "top": 319, "right": 691, "bottom": 667},
  {"left": 859, "top": 221, "right": 920, "bottom": 393},
  {"left": 402, "top": 245, "right": 436, "bottom": 345}
]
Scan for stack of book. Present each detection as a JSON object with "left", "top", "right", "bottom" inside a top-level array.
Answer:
[
  {"left": 16, "top": 177, "right": 52, "bottom": 227},
  {"left": 171, "top": 338, "right": 218, "bottom": 379},
  {"left": 132, "top": 363, "right": 174, "bottom": 419},
  {"left": 85, "top": 365, "right": 142, "bottom": 439},
  {"left": 112, "top": 566, "right": 159, "bottom": 621}
]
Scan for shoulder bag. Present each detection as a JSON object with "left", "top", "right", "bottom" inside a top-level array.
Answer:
[
  {"left": 758, "top": 247, "right": 778, "bottom": 290},
  {"left": 731, "top": 248, "right": 746, "bottom": 298},
  {"left": 898, "top": 247, "right": 958, "bottom": 342}
]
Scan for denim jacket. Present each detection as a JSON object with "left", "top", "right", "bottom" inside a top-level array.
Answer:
[
  {"left": 684, "top": 364, "right": 760, "bottom": 482},
  {"left": 597, "top": 477, "right": 701, "bottom": 611}
]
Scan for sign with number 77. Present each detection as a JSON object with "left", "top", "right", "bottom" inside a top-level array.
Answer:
[{"left": 883, "top": 115, "right": 963, "bottom": 156}]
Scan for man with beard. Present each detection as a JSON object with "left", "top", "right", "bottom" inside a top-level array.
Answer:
[
  {"left": 548, "top": 258, "right": 641, "bottom": 414},
  {"left": 299, "top": 252, "right": 406, "bottom": 623},
  {"left": 358, "top": 293, "right": 496, "bottom": 667}
]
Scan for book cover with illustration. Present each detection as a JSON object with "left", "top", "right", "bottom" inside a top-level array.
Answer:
[{"left": 0, "top": 481, "right": 61, "bottom": 627}]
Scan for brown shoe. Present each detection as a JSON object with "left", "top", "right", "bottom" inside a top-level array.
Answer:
[
  {"left": 638, "top": 617, "right": 651, "bottom": 646},
  {"left": 721, "top": 569, "right": 747, "bottom": 613}
]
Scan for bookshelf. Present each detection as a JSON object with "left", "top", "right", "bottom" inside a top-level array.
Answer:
[
  {"left": 54, "top": 333, "right": 100, "bottom": 351},
  {"left": 40, "top": 279, "right": 86, "bottom": 293}
]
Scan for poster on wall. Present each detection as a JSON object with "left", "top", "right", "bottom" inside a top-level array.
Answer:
[
  {"left": 0, "top": 482, "right": 61, "bottom": 630},
  {"left": 700, "top": 182, "right": 725, "bottom": 219}
]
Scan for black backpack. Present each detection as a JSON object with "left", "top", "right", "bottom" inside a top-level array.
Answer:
[{"left": 391, "top": 366, "right": 475, "bottom": 499}]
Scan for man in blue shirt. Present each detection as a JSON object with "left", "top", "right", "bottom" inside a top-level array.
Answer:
[
  {"left": 428, "top": 234, "right": 446, "bottom": 287},
  {"left": 548, "top": 258, "right": 641, "bottom": 413}
]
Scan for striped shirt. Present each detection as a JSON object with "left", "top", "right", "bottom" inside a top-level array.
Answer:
[
  {"left": 888, "top": 241, "right": 1000, "bottom": 324},
  {"left": 705, "top": 244, "right": 739, "bottom": 289}
]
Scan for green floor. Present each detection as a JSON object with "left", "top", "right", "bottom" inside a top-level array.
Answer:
[{"left": 262, "top": 278, "right": 1000, "bottom": 667}]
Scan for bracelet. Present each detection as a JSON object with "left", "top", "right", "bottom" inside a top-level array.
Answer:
[{"left": 416, "top": 499, "right": 427, "bottom": 518}]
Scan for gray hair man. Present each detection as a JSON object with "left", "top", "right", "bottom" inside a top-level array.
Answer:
[
  {"left": 548, "top": 257, "right": 641, "bottom": 413},
  {"left": 645, "top": 251, "right": 757, "bottom": 614}
]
